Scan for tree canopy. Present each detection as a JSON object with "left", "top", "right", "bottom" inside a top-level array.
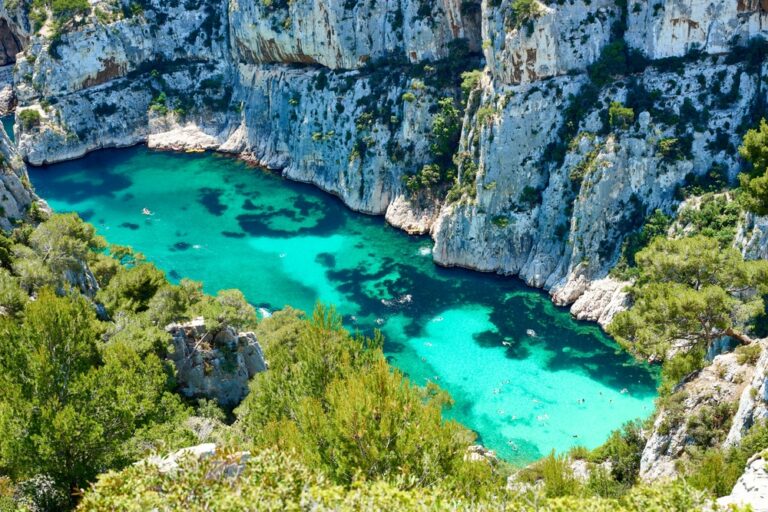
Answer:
[{"left": 608, "top": 235, "right": 768, "bottom": 391}]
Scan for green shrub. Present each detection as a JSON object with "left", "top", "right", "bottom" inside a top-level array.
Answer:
[
  {"left": 608, "top": 102, "right": 635, "bottom": 130},
  {"left": 18, "top": 109, "right": 41, "bottom": 131},
  {"left": 735, "top": 343, "right": 762, "bottom": 365},
  {"left": 506, "top": 0, "right": 543, "bottom": 29}
]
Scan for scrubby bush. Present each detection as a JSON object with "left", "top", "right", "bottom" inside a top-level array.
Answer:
[
  {"left": 18, "top": 109, "right": 41, "bottom": 131},
  {"left": 608, "top": 102, "right": 635, "bottom": 130}
]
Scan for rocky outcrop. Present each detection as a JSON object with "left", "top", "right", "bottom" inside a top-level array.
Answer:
[
  {"left": 230, "top": 0, "right": 481, "bottom": 69},
  {"left": 725, "top": 342, "right": 768, "bottom": 447},
  {"left": 436, "top": 58, "right": 759, "bottom": 308},
  {"left": 167, "top": 317, "right": 267, "bottom": 407},
  {"left": 142, "top": 443, "right": 250, "bottom": 477},
  {"left": 626, "top": 0, "right": 768, "bottom": 59},
  {"left": 483, "top": 0, "right": 618, "bottom": 84},
  {"left": 717, "top": 453, "right": 768, "bottom": 512},
  {"left": 0, "top": 117, "right": 36, "bottom": 229},
  {"left": 567, "top": 278, "right": 631, "bottom": 328},
  {"left": 640, "top": 345, "right": 761, "bottom": 481},
  {"left": 737, "top": 213, "right": 768, "bottom": 261}
]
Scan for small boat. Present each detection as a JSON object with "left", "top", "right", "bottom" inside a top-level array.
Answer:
[
  {"left": 526, "top": 329, "right": 537, "bottom": 337},
  {"left": 142, "top": 208, "right": 154, "bottom": 216},
  {"left": 257, "top": 307, "right": 272, "bottom": 319}
]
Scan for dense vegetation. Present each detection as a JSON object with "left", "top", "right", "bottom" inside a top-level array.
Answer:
[
  {"left": 0, "top": 208, "right": 752, "bottom": 511},
  {"left": 0, "top": 213, "right": 504, "bottom": 510},
  {"left": 79, "top": 447, "right": 712, "bottom": 511}
]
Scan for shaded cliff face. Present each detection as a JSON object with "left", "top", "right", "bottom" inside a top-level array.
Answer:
[
  {"left": 0, "top": 121, "right": 37, "bottom": 229},
  {"left": 6, "top": 0, "right": 768, "bottom": 316}
]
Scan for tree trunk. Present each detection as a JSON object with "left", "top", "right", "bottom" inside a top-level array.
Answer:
[{"left": 726, "top": 328, "right": 754, "bottom": 345}]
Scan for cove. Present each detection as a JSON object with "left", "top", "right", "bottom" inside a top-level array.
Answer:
[{"left": 29, "top": 146, "right": 658, "bottom": 464}]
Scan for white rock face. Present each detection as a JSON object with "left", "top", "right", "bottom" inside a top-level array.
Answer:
[
  {"left": 0, "top": 116, "right": 36, "bottom": 229},
  {"left": 228, "top": 63, "right": 439, "bottom": 215},
  {"left": 434, "top": 59, "right": 757, "bottom": 313},
  {"left": 167, "top": 317, "right": 267, "bottom": 407},
  {"left": 626, "top": 0, "right": 768, "bottom": 59},
  {"left": 230, "top": 0, "right": 481, "bottom": 70},
  {"left": 737, "top": 213, "right": 768, "bottom": 261},
  {"left": 483, "top": 0, "right": 617, "bottom": 84},
  {"left": 567, "top": 278, "right": 631, "bottom": 328},
  {"left": 725, "top": 341, "right": 768, "bottom": 447},
  {"left": 718, "top": 454, "right": 768, "bottom": 512}
]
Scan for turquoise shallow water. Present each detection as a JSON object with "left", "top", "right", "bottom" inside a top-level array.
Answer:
[{"left": 29, "top": 146, "right": 657, "bottom": 464}]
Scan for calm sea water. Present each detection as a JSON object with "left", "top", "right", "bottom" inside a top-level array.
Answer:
[{"left": 29, "top": 146, "right": 657, "bottom": 463}]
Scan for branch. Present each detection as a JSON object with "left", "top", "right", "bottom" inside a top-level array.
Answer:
[{"left": 725, "top": 327, "right": 755, "bottom": 345}]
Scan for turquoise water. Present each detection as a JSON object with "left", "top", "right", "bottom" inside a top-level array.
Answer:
[
  {"left": 29, "top": 146, "right": 657, "bottom": 464},
  {"left": 2, "top": 115, "right": 13, "bottom": 142}
]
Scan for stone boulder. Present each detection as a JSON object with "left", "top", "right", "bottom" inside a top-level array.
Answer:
[
  {"left": 717, "top": 454, "right": 768, "bottom": 512},
  {"left": 167, "top": 317, "right": 267, "bottom": 407},
  {"left": 142, "top": 443, "right": 250, "bottom": 478}
]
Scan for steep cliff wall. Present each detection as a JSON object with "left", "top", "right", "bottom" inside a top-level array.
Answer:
[
  {"left": 0, "top": 121, "right": 37, "bottom": 229},
  {"left": 6, "top": 0, "right": 768, "bottom": 319}
]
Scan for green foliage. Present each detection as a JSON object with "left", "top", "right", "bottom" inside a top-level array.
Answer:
[
  {"left": 11, "top": 213, "right": 105, "bottom": 294},
  {"left": 79, "top": 446, "right": 714, "bottom": 511},
  {"left": 608, "top": 236, "right": 768, "bottom": 365},
  {"left": 682, "top": 421, "right": 768, "bottom": 497},
  {"left": 518, "top": 451, "right": 581, "bottom": 498},
  {"left": 735, "top": 343, "right": 762, "bottom": 365},
  {"left": 686, "top": 402, "right": 737, "bottom": 448},
  {"left": 684, "top": 449, "right": 744, "bottom": 497},
  {"left": 739, "top": 118, "right": 768, "bottom": 215},
  {"left": 50, "top": 0, "right": 89, "bottom": 20},
  {"left": 676, "top": 164, "right": 730, "bottom": 199},
  {"left": 608, "top": 102, "right": 635, "bottom": 130},
  {"left": 611, "top": 209, "right": 672, "bottom": 279},
  {"left": 97, "top": 262, "right": 166, "bottom": 315},
  {"left": 589, "top": 420, "right": 645, "bottom": 486},
  {"left": 460, "top": 69, "right": 482, "bottom": 100},
  {"left": 0, "top": 290, "right": 192, "bottom": 501},
  {"left": 235, "top": 306, "right": 501, "bottom": 495},
  {"left": 587, "top": 41, "right": 647, "bottom": 87},
  {"left": 657, "top": 137, "right": 683, "bottom": 161},
  {"left": 506, "top": 0, "right": 543, "bottom": 30},
  {"left": 675, "top": 195, "right": 742, "bottom": 246},
  {"left": 191, "top": 288, "right": 257, "bottom": 332},
  {"left": 430, "top": 97, "right": 462, "bottom": 160},
  {"left": 403, "top": 97, "right": 462, "bottom": 194},
  {"left": 18, "top": 109, "right": 41, "bottom": 131}
]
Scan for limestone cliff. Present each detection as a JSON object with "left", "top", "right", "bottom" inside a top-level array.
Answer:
[
  {"left": 639, "top": 343, "right": 763, "bottom": 481},
  {"left": 0, "top": 119, "right": 36, "bottom": 229},
  {"left": 167, "top": 317, "right": 267, "bottom": 408},
  {"left": 4, "top": 0, "right": 768, "bottom": 322}
]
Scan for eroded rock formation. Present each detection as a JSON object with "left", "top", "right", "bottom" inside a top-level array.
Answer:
[{"left": 167, "top": 317, "right": 267, "bottom": 407}]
